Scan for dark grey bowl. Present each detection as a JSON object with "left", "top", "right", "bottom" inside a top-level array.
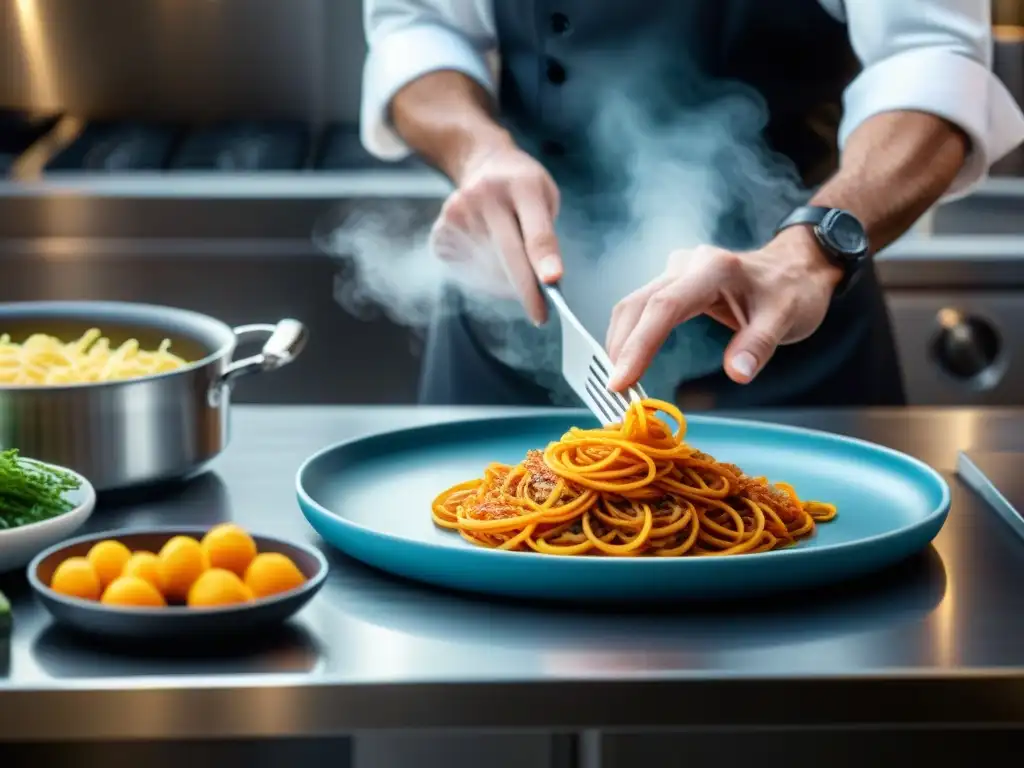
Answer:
[{"left": 27, "top": 527, "right": 328, "bottom": 642}]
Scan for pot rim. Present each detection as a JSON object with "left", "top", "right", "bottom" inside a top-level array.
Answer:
[{"left": 0, "top": 300, "right": 238, "bottom": 392}]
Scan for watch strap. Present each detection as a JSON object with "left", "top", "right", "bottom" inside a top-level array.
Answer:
[
  {"left": 775, "top": 206, "right": 863, "bottom": 298},
  {"left": 776, "top": 205, "right": 833, "bottom": 231}
]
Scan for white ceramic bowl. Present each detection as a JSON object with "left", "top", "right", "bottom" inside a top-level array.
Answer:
[{"left": 0, "top": 462, "right": 96, "bottom": 573}]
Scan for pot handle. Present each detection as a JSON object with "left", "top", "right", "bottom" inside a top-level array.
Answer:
[{"left": 219, "top": 319, "right": 308, "bottom": 387}]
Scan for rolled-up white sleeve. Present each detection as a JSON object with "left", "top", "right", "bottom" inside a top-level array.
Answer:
[
  {"left": 361, "top": 0, "right": 498, "bottom": 160},
  {"left": 824, "top": 0, "right": 1024, "bottom": 197}
]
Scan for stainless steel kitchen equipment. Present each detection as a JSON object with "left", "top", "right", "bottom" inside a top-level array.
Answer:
[
  {"left": 0, "top": 301, "right": 307, "bottom": 490},
  {"left": 0, "top": 0, "right": 361, "bottom": 123},
  {"left": 0, "top": 0, "right": 387, "bottom": 178},
  {"left": 993, "top": 1, "right": 1024, "bottom": 174},
  {"left": 878, "top": 223, "right": 1024, "bottom": 406},
  {"left": 0, "top": 109, "right": 58, "bottom": 175},
  {"left": 957, "top": 450, "right": 1024, "bottom": 543}
]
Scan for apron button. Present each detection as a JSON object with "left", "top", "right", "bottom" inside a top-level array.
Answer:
[
  {"left": 546, "top": 58, "right": 567, "bottom": 85},
  {"left": 550, "top": 12, "right": 571, "bottom": 35}
]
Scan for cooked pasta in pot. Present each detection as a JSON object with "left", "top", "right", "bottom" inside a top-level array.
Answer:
[{"left": 0, "top": 328, "right": 190, "bottom": 385}]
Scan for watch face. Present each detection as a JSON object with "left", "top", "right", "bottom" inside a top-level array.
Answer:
[{"left": 822, "top": 209, "right": 868, "bottom": 256}]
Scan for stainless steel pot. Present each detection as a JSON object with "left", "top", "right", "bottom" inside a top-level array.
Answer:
[{"left": 0, "top": 301, "right": 307, "bottom": 491}]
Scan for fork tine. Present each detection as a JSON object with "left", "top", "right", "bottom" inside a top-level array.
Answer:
[
  {"left": 584, "top": 379, "right": 620, "bottom": 424},
  {"left": 586, "top": 376, "right": 626, "bottom": 419},
  {"left": 588, "top": 358, "right": 631, "bottom": 414},
  {"left": 544, "top": 282, "right": 640, "bottom": 425}
]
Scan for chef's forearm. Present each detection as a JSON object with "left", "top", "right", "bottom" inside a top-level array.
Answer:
[
  {"left": 810, "top": 110, "right": 969, "bottom": 251},
  {"left": 390, "top": 70, "right": 513, "bottom": 184}
]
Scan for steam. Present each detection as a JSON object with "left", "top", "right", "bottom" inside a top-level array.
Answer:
[
  {"left": 319, "top": 63, "right": 807, "bottom": 398},
  {"left": 318, "top": 203, "right": 446, "bottom": 329},
  {"left": 557, "top": 80, "right": 805, "bottom": 344}
]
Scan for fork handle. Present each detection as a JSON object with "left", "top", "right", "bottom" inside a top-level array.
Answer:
[
  {"left": 541, "top": 280, "right": 563, "bottom": 297},
  {"left": 541, "top": 282, "right": 573, "bottom": 322}
]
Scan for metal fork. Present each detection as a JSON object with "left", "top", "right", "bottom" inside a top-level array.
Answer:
[{"left": 542, "top": 283, "right": 648, "bottom": 426}]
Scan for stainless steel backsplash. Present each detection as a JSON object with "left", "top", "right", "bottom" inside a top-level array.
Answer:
[
  {"left": 2, "top": 0, "right": 1020, "bottom": 128},
  {"left": 0, "top": 0, "right": 365, "bottom": 123}
]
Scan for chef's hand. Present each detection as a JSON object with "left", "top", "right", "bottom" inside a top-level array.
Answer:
[
  {"left": 605, "top": 228, "right": 843, "bottom": 390},
  {"left": 429, "top": 141, "right": 562, "bottom": 325}
]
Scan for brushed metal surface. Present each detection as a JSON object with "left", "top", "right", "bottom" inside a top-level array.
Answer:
[
  {"left": 884, "top": 291, "right": 1024, "bottom": 405},
  {"left": 5, "top": 738, "right": 356, "bottom": 768},
  {"left": 3, "top": 733, "right": 566, "bottom": 768},
  {"left": 0, "top": 183, "right": 446, "bottom": 239},
  {"left": 0, "top": 302, "right": 305, "bottom": 489},
  {"left": 1, "top": 406, "right": 1024, "bottom": 738},
  {"left": 993, "top": 29, "right": 1024, "bottom": 176},
  {"left": 930, "top": 188, "right": 1024, "bottom": 235},
  {"left": 594, "top": 729, "right": 1024, "bottom": 768},
  {"left": 957, "top": 450, "right": 1024, "bottom": 542},
  {"left": 0, "top": 0, "right": 329, "bottom": 121}
]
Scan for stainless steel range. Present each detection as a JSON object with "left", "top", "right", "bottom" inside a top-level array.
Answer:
[{"left": 879, "top": 183, "right": 1024, "bottom": 406}]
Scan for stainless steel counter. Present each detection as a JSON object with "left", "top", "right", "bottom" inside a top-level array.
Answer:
[{"left": 2, "top": 405, "right": 1024, "bottom": 741}]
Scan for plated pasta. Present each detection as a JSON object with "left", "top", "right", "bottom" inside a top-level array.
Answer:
[{"left": 432, "top": 398, "right": 837, "bottom": 557}]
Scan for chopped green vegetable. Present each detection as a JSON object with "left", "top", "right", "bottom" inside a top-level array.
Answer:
[{"left": 0, "top": 449, "right": 82, "bottom": 529}]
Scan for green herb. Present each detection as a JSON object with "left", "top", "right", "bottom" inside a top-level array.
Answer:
[{"left": 0, "top": 449, "right": 82, "bottom": 530}]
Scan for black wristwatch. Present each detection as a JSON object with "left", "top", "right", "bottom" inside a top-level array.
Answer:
[{"left": 774, "top": 206, "right": 869, "bottom": 297}]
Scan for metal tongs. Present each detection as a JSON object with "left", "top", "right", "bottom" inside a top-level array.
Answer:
[{"left": 543, "top": 283, "right": 648, "bottom": 426}]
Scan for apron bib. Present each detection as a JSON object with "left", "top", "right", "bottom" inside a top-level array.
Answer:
[{"left": 425, "top": 0, "right": 901, "bottom": 407}]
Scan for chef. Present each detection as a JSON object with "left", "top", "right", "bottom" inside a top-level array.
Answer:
[{"left": 360, "top": 0, "right": 1024, "bottom": 408}]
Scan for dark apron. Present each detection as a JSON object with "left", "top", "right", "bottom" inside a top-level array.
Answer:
[{"left": 419, "top": 0, "right": 906, "bottom": 409}]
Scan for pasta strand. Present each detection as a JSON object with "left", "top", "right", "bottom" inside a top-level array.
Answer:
[{"left": 432, "top": 398, "right": 837, "bottom": 557}]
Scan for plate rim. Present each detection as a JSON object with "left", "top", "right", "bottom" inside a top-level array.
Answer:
[{"left": 295, "top": 410, "right": 952, "bottom": 566}]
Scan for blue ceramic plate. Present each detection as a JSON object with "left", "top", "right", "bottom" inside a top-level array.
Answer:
[{"left": 296, "top": 412, "right": 950, "bottom": 601}]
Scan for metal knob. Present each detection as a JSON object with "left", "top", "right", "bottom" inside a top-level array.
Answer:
[{"left": 930, "top": 308, "right": 1001, "bottom": 381}]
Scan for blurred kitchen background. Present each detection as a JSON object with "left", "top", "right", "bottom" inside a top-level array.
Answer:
[{"left": 1, "top": 0, "right": 1024, "bottom": 406}]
